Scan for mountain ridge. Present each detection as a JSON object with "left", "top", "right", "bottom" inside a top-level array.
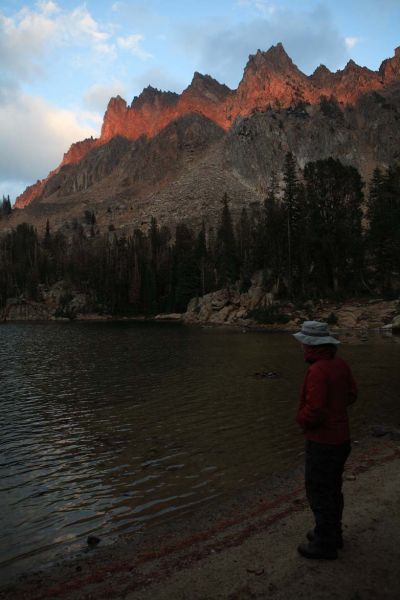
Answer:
[{"left": 14, "top": 43, "right": 400, "bottom": 210}]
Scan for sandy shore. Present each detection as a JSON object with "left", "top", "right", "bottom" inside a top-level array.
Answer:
[{"left": 1, "top": 434, "right": 400, "bottom": 600}]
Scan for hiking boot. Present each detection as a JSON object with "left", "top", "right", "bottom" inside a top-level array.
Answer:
[
  {"left": 306, "top": 529, "right": 343, "bottom": 549},
  {"left": 298, "top": 541, "right": 338, "bottom": 560}
]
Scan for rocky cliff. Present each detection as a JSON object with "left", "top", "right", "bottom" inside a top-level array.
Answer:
[{"left": 10, "top": 43, "right": 400, "bottom": 233}]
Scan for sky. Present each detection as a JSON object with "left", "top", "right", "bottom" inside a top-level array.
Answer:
[{"left": 1, "top": 0, "right": 400, "bottom": 202}]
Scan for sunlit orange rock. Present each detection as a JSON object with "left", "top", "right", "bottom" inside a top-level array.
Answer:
[
  {"left": 14, "top": 44, "right": 400, "bottom": 209},
  {"left": 15, "top": 138, "right": 98, "bottom": 208}
]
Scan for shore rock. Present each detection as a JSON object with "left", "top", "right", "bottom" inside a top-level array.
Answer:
[
  {"left": 184, "top": 284, "right": 399, "bottom": 331},
  {"left": 183, "top": 273, "right": 274, "bottom": 326},
  {"left": 2, "top": 281, "right": 94, "bottom": 322},
  {"left": 392, "top": 314, "right": 400, "bottom": 333},
  {"left": 154, "top": 313, "right": 182, "bottom": 321},
  {"left": 2, "top": 298, "right": 51, "bottom": 321}
]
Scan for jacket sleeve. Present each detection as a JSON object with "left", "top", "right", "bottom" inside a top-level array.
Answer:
[{"left": 296, "top": 366, "right": 328, "bottom": 430}]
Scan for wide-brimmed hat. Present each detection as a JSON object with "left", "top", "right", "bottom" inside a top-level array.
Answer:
[{"left": 293, "top": 320, "right": 340, "bottom": 345}]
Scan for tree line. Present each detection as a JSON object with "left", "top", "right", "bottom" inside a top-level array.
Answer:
[
  {"left": 0, "top": 195, "right": 12, "bottom": 219},
  {"left": 0, "top": 156, "right": 399, "bottom": 315}
]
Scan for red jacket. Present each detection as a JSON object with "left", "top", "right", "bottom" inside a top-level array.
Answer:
[{"left": 296, "top": 346, "right": 357, "bottom": 444}]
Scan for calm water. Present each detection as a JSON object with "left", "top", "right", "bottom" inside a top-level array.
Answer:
[{"left": 1, "top": 322, "right": 400, "bottom": 582}]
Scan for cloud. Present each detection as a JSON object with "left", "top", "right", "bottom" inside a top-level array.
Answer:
[
  {"left": 345, "top": 36, "right": 361, "bottom": 49},
  {"left": 0, "top": 8, "right": 57, "bottom": 80},
  {"left": 0, "top": 91, "right": 96, "bottom": 199},
  {"left": 37, "top": 1, "right": 60, "bottom": 15},
  {"left": 0, "top": 1, "right": 152, "bottom": 85},
  {"left": 83, "top": 82, "right": 128, "bottom": 112},
  {"left": 178, "top": 4, "right": 349, "bottom": 86},
  {"left": 117, "top": 34, "right": 152, "bottom": 59},
  {"left": 0, "top": 2, "right": 113, "bottom": 83},
  {"left": 62, "top": 5, "right": 112, "bottom": 52},
  {"left": 0, "top": 2, "right": 155, "bottom": 200}
]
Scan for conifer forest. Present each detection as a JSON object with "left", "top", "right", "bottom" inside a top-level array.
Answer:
[{"left": 1, "top": 156, "right": 400, "bottom": 316}]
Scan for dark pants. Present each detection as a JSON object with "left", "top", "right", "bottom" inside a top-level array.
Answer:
[{"left": 305, "top": 439, "right": 351, "bottom": 548}]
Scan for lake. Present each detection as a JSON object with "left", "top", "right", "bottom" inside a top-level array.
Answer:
[{"left": 1, "top": 322, "right": 400, "bottom": 582}]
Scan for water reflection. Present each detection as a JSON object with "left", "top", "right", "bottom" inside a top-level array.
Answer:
[{"left": 1, "top": 322, "right": 399, "bottom": 581}]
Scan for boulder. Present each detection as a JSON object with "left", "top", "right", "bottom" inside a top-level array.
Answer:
[
  {"left": 186, "top": 297, "right": 200, "bottom": 313},
  {"left": 392, "top": 314, "right": 400, "bottom": 333},
  {"left": 154, "top": 313, "right": 182, "bottom": 321},
  {"left": 3, "top": 298, "right": 51, "bottom": 321},
  {"left": 209, "top": 304, "right": 235, "bottom": 323},
  {"left": 69, "top": 293, "right": 90, "bottom": 314},
  {"left": 210, "top": 289, "right": 230, "bottom": 310}
]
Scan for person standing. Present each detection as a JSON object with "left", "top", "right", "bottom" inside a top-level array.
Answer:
[{"left": 293, "top": 321, "right": 357, "bottom": 560}]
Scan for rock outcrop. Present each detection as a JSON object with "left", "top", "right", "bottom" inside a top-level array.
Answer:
[
  {"left": 1, "top": 282, "right": 94, "bottom": 321},
  {"left": 2, "top": 298, "right": 51, "bottom": 321},
  {"left": 184, "top": 272, "right": 275, "bottom": 326},
  {"left": 12, "top": 43, "right": 400, "bottom": 217},
  {"left": 392, "top": 314, "right": 400, "bottom": 333},
  {"left": 183, "top": 280, "right": 399, "bottom": 331}
]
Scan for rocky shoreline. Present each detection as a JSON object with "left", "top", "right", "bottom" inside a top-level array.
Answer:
[{"left": 2, "top": 282, "right": 400, "bottom": 335}]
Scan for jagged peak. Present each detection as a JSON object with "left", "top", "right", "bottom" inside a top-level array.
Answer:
[
  {"left": 192, "top": 71, "right": 207, "bottom": 81},
  {"left": 264, "top": 42, "right": 290, "bottom": 60},
  {"left": 244, "top": 42, "right": 303, "bottom": 76},
  {"left": 378, "top": 45, "right": 400, "bottom": 80},
  {"left": 309, "top": 64, "right": 334, "bottom": 87},
  {"left": 72, "top": 136, "right": 96, "bottom": 145},
  {"left": 344, "top": 59, "right": 361, "bottom": 71},
  {"left": 379, "top": 45, "right": 400, "bottom": 67},
  {"left": 106, "top": 95, "right": 128, "bottom": 110},
  {"left": 312, "top": 64, "right": 332, "bottom": 76},
  {"left": 185, "top": 72, "right": 232, "bottom": 96},
  {"left": 131, "top": 85, "right": 179, "bottom": 109},
  {"left": 191, "top": 71, "right": 217, "bottom": 85}
]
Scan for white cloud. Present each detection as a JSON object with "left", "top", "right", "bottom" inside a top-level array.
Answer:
[
  {"left": 0, "top": 2, "right": 151, "bottom": 83},
  {"left": 0, "top": 92, "right": 97, "bottom": 194},
  {"left": 37, "top": 1, "right": 60, "bottom": 15},
  {"left": 345, "top": 36, "right": 361, "bottom": 49},
  {"left": 63, "top": 6, "right": 112, "bottom": 51},
  {"left": 117, "top": 34, "right": 152, "bottom": 59},
  {"left": 0, "top": 7, "right": 57, "bottom": 79}
]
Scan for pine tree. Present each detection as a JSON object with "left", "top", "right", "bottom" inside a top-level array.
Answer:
[
  {"left": 281, "top": 153, "right": 301, "bottom": 297},
  {"left": 367, "top": 164, "right": 400, "bottom": 294},
  {"left": 216, "top": 193, "right": 238, "bottom": 286},
  {"left": 263, "top": 191, "right": 286, "bottom": 293},
  {"left": 172, "top": 224, "right": 199, "bottom": 311},
  {"left": 303, "top": 158, "right": 364, "bottom": 295},
  {"left": 1, "top": 195, "right": 12, "bottom": 217},
  {"left": 236, "top": 207, "right": 253, "bottom": 290},
  {"left": 195, "top": 222, "right": 208, "bottom": 297}
]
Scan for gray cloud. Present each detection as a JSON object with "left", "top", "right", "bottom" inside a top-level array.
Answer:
[
  {"left": 0, "top": 91, "right": 96, "bottom": 198},
  {"left": 177, "top": 4, "right": 349, "bottom": 87}
]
